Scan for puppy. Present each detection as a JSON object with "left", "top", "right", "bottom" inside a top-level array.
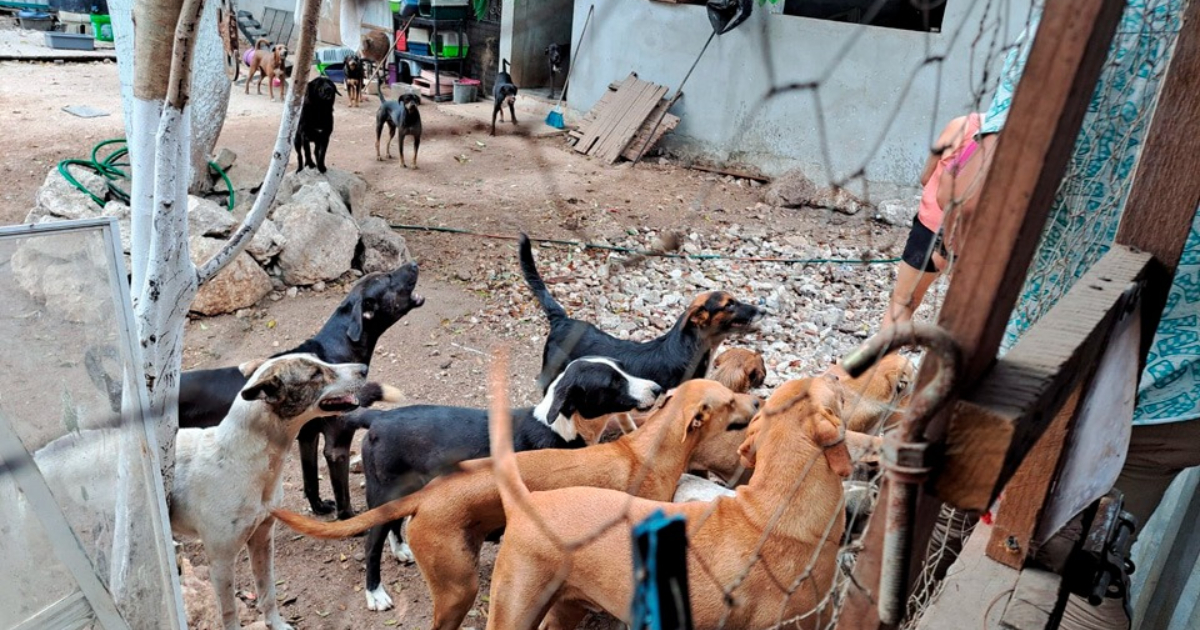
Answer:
[
  {"left": 271, "top": 378, "right": 757, "bottom": 624},
  {"left": 545, "top": 42, "right": 569, "bottom": 101},
  {"left": 490, "top": 58, "right": 518, "bottom": 136},
  {"left": 344, "top": 53, "right": 365, "bottom": 107},
  {"left": 825, "top": 351, "right": 914, "bottom": 433},
  {"left": 246, "top": 38, "right": 288, "bottom": 101},
  {"left": 709, "top": 347, "right": 766, "bottom": 393},
  {"left": 520, "top": 233, "right": 764, "bottom": 393},
  {"left": 375, "top": 80, "right": 422, "bottom": 168},
  {"left": 485, "top": 375, "right": 850, "bottom": 630},
  {"left": 294, "top": 77, "right": 339, "bottom": 174},
  {"left": 350, "top": 357, "right": 661, "bottom": 609}
]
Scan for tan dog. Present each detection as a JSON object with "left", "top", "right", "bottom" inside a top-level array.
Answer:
[
  {"left": 272, "top": 378, "right": 758, "bottom": 627},
  {"left": 576, "top": 347, "right": 768, "bottom": 446},
  {"left": 826, "top": 351, "right": 914, "bottom": 433},
  {"left": 485, "top": 375, "right": 851, "bottom": 630},
  {"left": 246, "top": 38, "right": 288, "bottom": 101}
]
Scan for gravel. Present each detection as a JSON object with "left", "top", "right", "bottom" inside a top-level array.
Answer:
[{"left": 460, "top": 224, "right": 943, "bottom": 388}]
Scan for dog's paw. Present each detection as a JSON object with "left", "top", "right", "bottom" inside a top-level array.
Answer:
[
  {"left": 387, "top": 531, "right": 415, "bottom": 564},
  {"left": 310, "top": 499, "right": 336, "bottom": 515},
  {"left": 365, "top": 585, "right": 394, "bottom": 611}
]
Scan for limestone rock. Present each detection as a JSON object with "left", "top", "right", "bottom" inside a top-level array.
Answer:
[
  {"left": 189, "top": 235, "right": 273, "bottom": 315},
  {"left": 26, "top": 167, "right": 107, "bottom": 223},
  {"left": 874, "top": 197, "right": 920, "bottom": 226},
  {"left": 356, "top": 216, "right": 411, "bottom": 274},
  {"left": 247, "top": 218, "right": 286, "bottom": 264},
  {"left": 276, "top": 168, "right": 367, "bottom": 217},
  {"left": 273, "top": 203, "right": 360, "bottom": 285},
  {"left": 188, "top": 195, "right": 237, "bottom": 238},
  {"left": 11, "top": 229, "right": 110, "bottom": 324},
  {"left": 763, "top": 168, "right": 873, "bottom": 215}
]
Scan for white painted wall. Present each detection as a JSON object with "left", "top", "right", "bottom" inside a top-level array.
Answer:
[{"left": 564, "top": 0, "right": 1034, "bottom": 193}]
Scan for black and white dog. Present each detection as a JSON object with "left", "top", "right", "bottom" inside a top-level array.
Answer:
[
  {"left": 545, "top": 42, "right": 569, "bottom": 101},
  {"left": 178, "top": 262, "right": 425, "bottom": 520},
  {"left": 490, "top": 58, "right": 518, "bottom": 136},
  {"left": 351, "top": 356, "right": 661, "bottom": 605},
  {"left": 294, "top": 76, "right": 340, "bottom": 173}
]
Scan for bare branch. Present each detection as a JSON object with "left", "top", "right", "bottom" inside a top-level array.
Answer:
[{"left": 196, "top": 0, "right": 322, "bottom": 284}]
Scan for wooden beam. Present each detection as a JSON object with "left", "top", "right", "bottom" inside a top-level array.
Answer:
[
  {"left": 985, "top": 387, "right": 1082, "bottom": 568},
  {"left": 935, "top": 247, "right": 1151, "bottom": 512},
  {"left": 838, "top": 0, "right": 1125, "bottom": 624},
  {"left": 999, "top": 568, "right": 1068, "bottom": 630},
  {"left": 1114, "top": 0, "right": 1200, "bottom": 361}
]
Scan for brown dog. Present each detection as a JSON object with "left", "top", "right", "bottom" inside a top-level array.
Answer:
[
  {"left": 485, "top": 375, "right": 850, "bottom": 630},
  {"left": 575, "top": 347, "right": 768, "bottom": 446},
  {"left": 826, "top": 351, "right": 914, "bottom": 433},
  {"left": 272, "top": 378, "right": 758, "bottom": 626},
  {"left": 246, "top": 38, "right": 288, "bottom": 101}
]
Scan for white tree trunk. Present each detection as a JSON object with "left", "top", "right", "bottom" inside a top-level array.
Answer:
[
  {"left": 199, "top": 0, "right": 321, "bottom": 282},
  {"left": 188, "top": 0, "right": 231, "bottom": 194}
]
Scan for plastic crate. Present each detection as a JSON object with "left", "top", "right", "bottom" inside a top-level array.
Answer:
[
  {"left": 408, "top": 26, "right": 431, "bottom": 44},
  {"left": 408, "top": 42, "right": 431, "bottom": 57},
  {"left": 90, "top": 13, "right": 112, "bottom": 42},
  {"left": 18, "top": 11, "right": 54, "bottom": 31},
  {"left": 436, "top": 31, "right": 468, "bottom": 58},
  {"left": 44, "top": 31, "right": 95, "bottom": 50},
  {"left": 316, "top": 46, "right": 353, "bottom": 66}
]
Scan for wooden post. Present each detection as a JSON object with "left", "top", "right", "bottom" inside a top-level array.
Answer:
[{"left": 837, "top": 0, "right": 1125, "bottom": 625}]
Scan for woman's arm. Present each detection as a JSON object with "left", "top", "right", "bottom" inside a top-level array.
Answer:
[
  {"left": 939, "top": 133, "right": 998, "bottom": 250},
  {"left": 920, "top": 116, "right": 969, "bottom": 186}
]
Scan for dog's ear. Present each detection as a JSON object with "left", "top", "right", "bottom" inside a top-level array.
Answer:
[
  {"left": 542, "top": 383, "right": 577, "bottom": 423},
  {"left": 242, "top": 371, "right": 283, "bottom": 403},
  {"left": 347, "top": 296, "right": 372, "bottom": 343},
  {"left": 814, "top": 413, "right": 853, "bottom": 478},
  {"left": 681, "top": 400, "right": 712, "bottom": 443},
  {"left": 238, "top": 358, "right": 267, "bottom": 377}
]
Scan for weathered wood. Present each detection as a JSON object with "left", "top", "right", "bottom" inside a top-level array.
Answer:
[
  {"left": 935, "top": 247, "right": 1151, "bottom": 512},
  {"left": 598, "top": 83, "right": 667, "bottom": 163},
  {"left": 575, "top": 74, "right": 643, "bottom": 155},
  {"left": 999, "top": 567, "right": 1067, "bottom": 630},
  {"left": 838, "top": 0, "right": 1125, "bottom": 623},
  {"left": 985, "top": 387, "right": 1082, "bottom": 568},
  {"left": 914, "top": 522, "right": 1018, "bottom": 630},
  {"left": 1114, "top": 0, "right": 1200, "bottom": 361},
  {"left": 685, "top": 163, "right": 770, "bottom": 183}
]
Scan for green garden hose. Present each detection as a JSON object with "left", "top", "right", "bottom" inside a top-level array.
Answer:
[{"left": 57, "top": 138, "right": 235, "bottom": 211}]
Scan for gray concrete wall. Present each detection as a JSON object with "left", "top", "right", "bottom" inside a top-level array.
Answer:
[{"left": 565, "top": 0, "right": 1034, "bottom": 193}]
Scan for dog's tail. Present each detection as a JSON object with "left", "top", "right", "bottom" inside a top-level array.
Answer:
[
  {"left": 255, "top": 37, "right": 270, "bottom": 50},
  {"left": 488, "top": 348, "right": 534, "bottom": 517},
  {"left": 518, "top": 233, "right": 568, "bottom": 323},
  {"left": 377, "top": 74, "right": 388, "bottom": 104},
  {"left": 502, "top": 58, "right": 510, "bottom": 73},
  {"left": 272, "top": 490, "right": 423, "bottom": 539}
]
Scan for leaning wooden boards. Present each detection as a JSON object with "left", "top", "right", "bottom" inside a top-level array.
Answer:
[{"left": 569, "top": 74, "right": 680, "bottom": 163}]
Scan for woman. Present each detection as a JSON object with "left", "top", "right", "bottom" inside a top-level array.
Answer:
[{"left": 882, "top": 112, "right": 983, "bottom": 327}]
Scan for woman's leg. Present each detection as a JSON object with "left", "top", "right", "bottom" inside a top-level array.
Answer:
[{"left": 884, "top": 261, "right": 940, "bottom": 327}]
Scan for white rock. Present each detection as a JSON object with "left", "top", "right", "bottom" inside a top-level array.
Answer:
[
  {"left": 357, "top": 216, "right": 412, "bottom": 274},
  {"left": 189, "top": 235, "right": 273, "bottom": 316},
  {"left": 273, "top": 202, "right": 360, "bottom": 285},
  {"left": 187, "top": 195, "right": 236, "bottom": 238}
]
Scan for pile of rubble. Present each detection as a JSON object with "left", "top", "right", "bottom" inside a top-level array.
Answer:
[{"left": 17, "top": 159, "right": 410, "bottom": 318}]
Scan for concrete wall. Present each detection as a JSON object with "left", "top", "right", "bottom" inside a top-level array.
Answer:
[
  {"left": 565, "top": 0, "right": 1034, "bottom": 193},
  {"left": 500, "top": 0, "right": 574, "bottom": 86}
]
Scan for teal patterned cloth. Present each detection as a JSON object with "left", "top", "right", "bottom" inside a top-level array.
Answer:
[{"left": 984, "top": 0, "right": 1199, "bottom": 425}]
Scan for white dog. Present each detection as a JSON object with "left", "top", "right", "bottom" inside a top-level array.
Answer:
[{"left": 170, "top": 353, "right": 399, "bottom": 630}]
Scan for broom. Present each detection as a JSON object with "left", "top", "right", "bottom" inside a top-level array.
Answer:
[{"left": 546, "top": 4, "right": 594, "bottom": 130}]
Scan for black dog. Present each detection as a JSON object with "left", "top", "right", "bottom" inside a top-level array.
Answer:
[
  {"left": 353, "top": 356, "right": 662, "bottom": 607},
  {"left": 490, "top": 58, "right": 518, "bottom": 136},
  {"left": 344, "top": 53, "right": 366, "bottom": 108},
  {"left": 294, "top": 76, "right": 339, "bottom": 173},
  {"left": 374, "top": 79, "right": 422, "bottom": 168},
  {"left": 179, "top": 262, "right": 425, "bottom": 520},
  {"left": 519, "top": 233, "right": 764, "bottom": 393},
  {"left": 545, "top": 42, "right": 569, "bottom": 101}
]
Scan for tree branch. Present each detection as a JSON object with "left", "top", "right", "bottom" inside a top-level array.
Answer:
[
  {"left": 196, "top": 0, "right": 322, "bottom": 284},
  {"left": 165, "top": 0, "right": 207, "bottom": 109}
]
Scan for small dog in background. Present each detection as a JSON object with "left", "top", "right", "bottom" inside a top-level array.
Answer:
[
  {"left": 294, "top": 77, "right": 339, "bottom": 173},
  {"left": 545, "top": 42, "right": 569, "bottom": 101},
  {"left": 344, "top": 53, "right": 365, "bottom": 107},
  {"left": 375, "top": 79, "right": 422, "bottom": 168},
  {"left": 246, "top": 38, "right": 288, "bottom": 101},
  {"left": 490, "top": 59, "right": 518, "bottom": 136}
]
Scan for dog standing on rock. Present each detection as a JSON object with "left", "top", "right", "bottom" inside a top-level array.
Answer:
[
  {"left": 490, "top": 59, "right": 518, "bottom": 136},
  {"left": 375, "top": 79, "right": 422, "bottom": 168},
  {"left": 294, "top": 77, "right": 339, "bottom": 173}
]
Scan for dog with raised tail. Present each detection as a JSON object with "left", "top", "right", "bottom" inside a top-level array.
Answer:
[{"left": 246, "top": 37, "right": 288, "bottom": 101}]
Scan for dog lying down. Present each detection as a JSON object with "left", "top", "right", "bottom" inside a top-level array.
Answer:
[
  {"left": 171, "top": 354, "right": 401, "bottom": 630},
  {"left": 485, "top": 372, "right": 851, "bottom": 630}
]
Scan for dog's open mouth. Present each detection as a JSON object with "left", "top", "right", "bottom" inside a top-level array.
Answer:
[{"left": 318, "top": 393, "right": 361, "bottom": 412}]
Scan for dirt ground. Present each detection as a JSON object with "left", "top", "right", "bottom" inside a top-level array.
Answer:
[{"left": 0, "top": 57, "right": 910, "bottom": 629}]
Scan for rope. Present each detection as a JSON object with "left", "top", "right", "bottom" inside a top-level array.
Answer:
[
  {"left": 387, "top": 223, "right": 901, "bottom": 265},
  {"left": 57, "top": 138, "right": 236, "bottom": 211}
]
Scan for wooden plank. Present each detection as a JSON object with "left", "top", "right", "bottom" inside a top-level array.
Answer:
[
  {"left": 570, "top": 84, "right": 618, "bottom": 140},
  {"left": 622, "top": 92, "right": 683, "bottom": 162},
  {"left": 599, "top": 84, "right": 668, "bottom": 163},
  {"left": 985, "top": 387, "right": 1082, "bottom": 568},
  {"left": 837, "top": 0, "right": 1126, "bottom": 624},
  {"left": 1113, "top": 0, "right": 1200, "bottom": 362},
  {"left": 914, "top": 522, "right": 1019, "bottom": 630},
  {"left": 575, "top": 74, "right": 643, "bottom": 155},
  {"left": 936, "top": 247, "right": 1151, "bottom": 512},
  {"left": 589, "top": 79, "right": 656, "bottom": 159}
]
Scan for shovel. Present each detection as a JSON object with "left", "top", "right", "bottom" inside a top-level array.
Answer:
[{"left": 546, "top": 4, "right": 594, "bottom": 130}]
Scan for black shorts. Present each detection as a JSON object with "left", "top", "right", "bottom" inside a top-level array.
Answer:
[{"left": 902, "top": 214, "right": 948, "bottom": 273}]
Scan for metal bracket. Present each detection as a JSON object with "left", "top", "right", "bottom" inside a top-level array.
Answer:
[{"left": 1064, "top": 490, "right": 1138, "bottom": 618}]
